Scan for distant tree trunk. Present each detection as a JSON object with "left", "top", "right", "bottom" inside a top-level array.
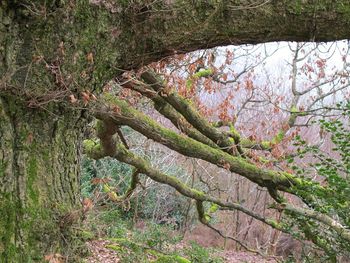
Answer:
[{"left": 0, "top": 96, "right": 84, "bottom": 261}]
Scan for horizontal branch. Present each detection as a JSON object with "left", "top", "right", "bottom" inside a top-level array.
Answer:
[
  {"left": 282, "top": 204, "right": 350, "bottom": 243},
  {"left": 93, "top": 94, "right": 324, "bottom": 199},
  {"left": 85, "top": 114, "right": 350, "bottom": 249},
  {"left": 83, "top": 119, "right": 287, "bottom": 232}
]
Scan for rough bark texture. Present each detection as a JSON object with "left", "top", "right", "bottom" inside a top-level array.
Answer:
[
  {"left": 0, "top": 99, "right": 84, "bottom": 261},
  {"left": 1, "top": 0, "right": 350, "bottom": 261},
  {"left": 0, "top": 2, "right": 86, "bottom": 261}
]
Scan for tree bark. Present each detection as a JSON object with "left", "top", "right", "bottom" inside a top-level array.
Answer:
[
  {"left": 0, "top": 2, "right": 85, "bottom": 261},
  {"left": 0, "top": 97, "right": 84, "bottom": 261}
]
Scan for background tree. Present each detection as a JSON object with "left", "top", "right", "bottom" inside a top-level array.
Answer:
[{"left": 2, "top": 1, "right": 350, "bottom": 261}]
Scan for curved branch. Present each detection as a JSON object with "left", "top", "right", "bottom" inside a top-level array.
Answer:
[
  {"left": 140, "top": 70, "right": 240, "bottom": 156},
  {"left": 120, "top": 79, "right": 220, "bottom": 149},
  {"left": 84, "top": 116, "right": 350, "bottom": 248},
  {"left": 93, "top": 95, "right": 325, "bottom": 200}
]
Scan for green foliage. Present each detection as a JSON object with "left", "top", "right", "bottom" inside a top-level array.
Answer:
[
  {"left": 184, "top": 241, "right": 223, "bottom": 263},
  {"left": 108, "top": 237, "right": 149, "bottom": 263},
  {"left": 80, "top": 131, "right": 222, "bottom": 262},
  {"left": 133, "top": 222, "right": 182, "bottom": 251},
  {"left": 152, "top": 255, "right": 191, "bottom": 263},
  {"left": 100, "top": 209, "right": 131, "bottom": 238},
  {"left": 82, "top": 205, "right": 131, "bottom": 242},
  {"left": 88, "top": 216, "right": 223, "bottom": 263},
  {"left": 81, "top": 149, "right": 192, "bottom": 228},
  {"left": 82, "top": 198, "right": 223, "bottom": 262},
  {"left": 105, "top": 228, "right": 223, "bottom": 263},
  {"left": 81, "top": 156, "right": 133, "bottom": 198},
  {"left": 287, "top": 101, "right": 350, "bottom": 260}
]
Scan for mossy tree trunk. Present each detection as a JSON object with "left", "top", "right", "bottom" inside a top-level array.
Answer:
[
  {"left": 1, "top": 0, "right": 350, "bottom": 261},
  {"left": 0, "top": 2, "right": 87, "bottom": 261},
  {"left": 0, "top": 98, "right": 84, "bottom": 261}
]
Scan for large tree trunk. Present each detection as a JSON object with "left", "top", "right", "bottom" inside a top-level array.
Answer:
[
  {"left": 0, "top": 2, "right": 86, "bottom": 260},
  {"left": 0, "top": 97, "right": 84, "bottom": 261}
]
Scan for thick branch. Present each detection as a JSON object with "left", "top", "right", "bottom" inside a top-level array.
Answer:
[
  {"left": 111, "top": 140, "right": 287, "bottom": 233},
  {"left": 112, "top": 1, "right": 350, "bottom": 65},
  {"left": 84, "top": 117, "right": 283, "bottom": 231},
  {"left": 120, "top": 80, "right": 219, "bottom": 149},
  {"left": 108, "top": 127, "right": 350, "bottom": 245},
  {"left": 94, "top": 95, "right": 322, "bottom": 197},
  {"left": 85, "top": 115, "right": 350, "bottom": 248},
  {"left": 5, "top": 1, "right": 350, "bottom": 102},
  {"left": 138, "top": 70, "right": 273, "bottom": 153},
  {"left": 141, "top": 70, "right": 241, "bottom": 155}
]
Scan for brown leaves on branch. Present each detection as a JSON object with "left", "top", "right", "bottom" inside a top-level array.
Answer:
[
  {"left": 69, "top": 94, "right": 78, "bottom": 104},
  {"left": 82, "top": 197, "right": 94, "bottom": 213},
  {"left": 86, "top": 52, "right": 94, "bottom": 64},
  {"left": 81, "top": 91, "right": 91, "bottom": 105},
  {"left": 68, "top": 91, "right": 96, "bottom": 106}
]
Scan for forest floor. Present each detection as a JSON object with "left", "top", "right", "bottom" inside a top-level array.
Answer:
[
  {"left": 80, "top": 207, "right": 284, "bottom": 262},
  {"left": 86, "top": 239, "right": 279, "bottom": 263}
]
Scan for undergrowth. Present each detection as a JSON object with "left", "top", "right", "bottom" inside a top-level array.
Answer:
[{"left": 81, "top": 205, "right": 224, "bottom": 263}]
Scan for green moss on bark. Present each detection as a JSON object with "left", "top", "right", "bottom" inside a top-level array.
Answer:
[
  {"left": 98, "top": 96, "right": 329, "bottom": 199},
  {"left": 0, "top": 193, "right": 17, "bottom": 259},
  {"left": 26, "top": 157, "right": 39, "bottom": 204},
  {"left": 0, "top": 94, "right": 84, "bottom": 261}
]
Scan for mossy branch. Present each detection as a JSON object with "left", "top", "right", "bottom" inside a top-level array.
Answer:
[
  {"left": 281, "top": 203, "right": 350, "bottom": 243},
  {"left": 120, "top": 80, "right": 219, "bottom": 149},
  {"left": 83, "top": 119, "right": 119, "bottom": 159},
  {"left": 94, "top": 95, "right": 325, "bottom": 200},
  {"left": 111, "top": 139, "right": 291, "bottom": 233},
  {"left": 101, "top": 169, "right": 140, "bottom": 203},
  {"left": 113, "top": 139, "right": 350, "bottom": 246},
  {"left": 84, "top": 115, "right": 291, "bottom": 233},
  {"left": 88, "top": 113, "right": 350, "bottom": 249},
  {"left": 141, "top": 69, "right": 240, "bottom": 156},
  {"left": 140, "top": 69, "right": 275, "bottom": 154}
]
